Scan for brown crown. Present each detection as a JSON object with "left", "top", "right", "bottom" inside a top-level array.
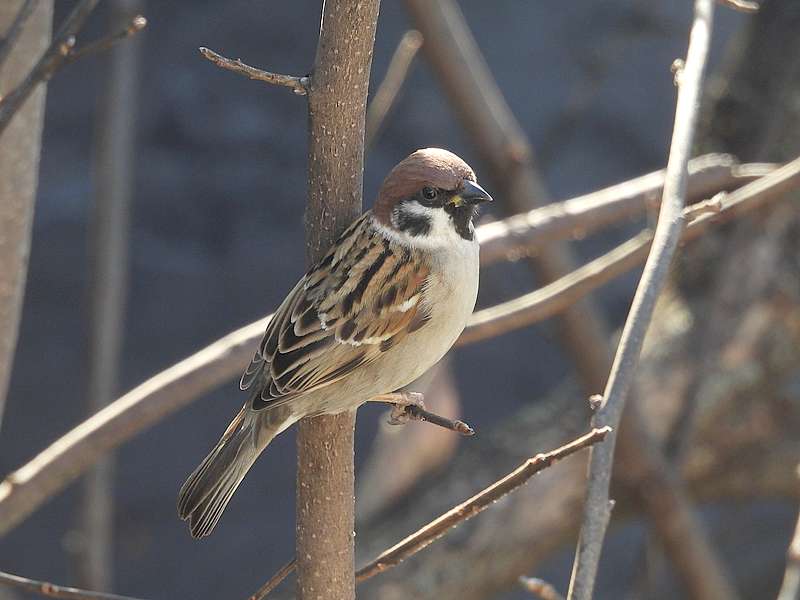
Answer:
[{"left": 374, "top": 148, "right": 477, "bottom": 224}]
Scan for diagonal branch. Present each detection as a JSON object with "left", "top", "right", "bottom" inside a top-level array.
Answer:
[
  {"left": 566, "top": 1, "right": 718, "bottom": 598},
  {"left": 477, "top": 156, "right": 773, "bottom": 266},
  {"left": 519, "top": 577, "right": 565, "bottom": 600},
  {"left": 246, "top": 427, "right": 611, "bottom": 599},
  {"left": 0, "top": 570, "right": 145, "bottom": 600},
  {"left": 0, "top": 0, "right": 39, "bottom": 71},
  {"left": 355, "top": 427, "right": 610, "bottom": 582},
  {"left": 0, "top": 0, "right": 100, "bottom": 138},
  {"left": 64, "top": 13, "right": 146, "bottom": 65},
  {"left": 198, "top": 47, "right": 308, "bottom": 95},
  {"left": 365, "top": 30, "right": 423, "bottom": 147}
]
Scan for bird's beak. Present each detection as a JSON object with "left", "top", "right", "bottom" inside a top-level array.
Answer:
[{"left": 449, "top": 180, "right": 493, "bottom": 207}]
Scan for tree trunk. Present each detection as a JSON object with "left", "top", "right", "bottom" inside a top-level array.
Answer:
[
  {"left": 0, "top": 0, "right": 53, "bottom": 431},
  {"left": 296, "top": 2, "right": 381, "bottom": 599}
]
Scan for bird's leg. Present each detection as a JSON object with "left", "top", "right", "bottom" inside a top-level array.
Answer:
[
  {"left": 371, "top": 391, "right": 426, "bottom": 425},
  {"left": 369, "top": 392, "right": 474, "bottom": 436}
]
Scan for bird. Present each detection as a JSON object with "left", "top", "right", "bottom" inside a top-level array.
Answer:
[{"left": 177, "top": 148, "right": 492, "bottom": 537}]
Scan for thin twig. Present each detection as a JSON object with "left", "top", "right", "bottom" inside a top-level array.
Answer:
[
  {"left": 0, "top": 570, "right": 145, "bottom": 600},
  {"left": 365, "top": 30, "right": 423, "bottom": 147},
  {"left": 519, "top": 577, "right": 566, "bottom": 600},
  {"left": 2, "top": 155, "right": 799, "bottom": 535},
  {"left": 0, "top": 0, "right": 39, "bottom": 71},
  {"left": 64, "top": 14, "right": 146, "bottom": 65},
  {"left": 244, "top": 427, "right": 613, "bottom": 600},
  {"left": 0, "top": 0, "right": 100, "bottom": 138},
  {"left": 566, "top": 2, "right": 716, "bottom": 599},
  {"left": 198, "top": 46, "right": 308, "bottom": 95},
  {"left": 717, "top": 0, "right": 759, "bottom": 13},
  {"left": 355, "top": 427, "right": 611, "bottom": 582},
  {"left": 248, "top": 559, "right": 296, "bottom": 600},
  {"left": 396, "top": 403, "right": 474, "bottom": 436},
  {"left": 777, "top": 467, "right": 800, "bottom": 600}
]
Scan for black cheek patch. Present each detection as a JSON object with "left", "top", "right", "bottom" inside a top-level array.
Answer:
[{"left": 395, "top": 206, "right": 432, "bottom": 237}]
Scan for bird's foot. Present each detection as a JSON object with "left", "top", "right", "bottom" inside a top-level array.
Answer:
[
  {"left": 371, "top": 391, "right": 426, "bottom": 425},
  {"left": 370, "top": 392, "right": 474, "bottom": 436}
]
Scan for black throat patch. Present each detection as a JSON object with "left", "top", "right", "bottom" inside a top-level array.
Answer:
[{"left": 445, "top": 204, "right": 476, "bottom": 241}]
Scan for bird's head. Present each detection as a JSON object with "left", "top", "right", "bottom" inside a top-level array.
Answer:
[{"left": 374, "top": 148, "right": 492, "bottom": 244}]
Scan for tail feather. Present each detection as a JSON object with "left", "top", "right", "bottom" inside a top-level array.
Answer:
[{"left": 178, "top": 405, "right": 293, "bottom": 538}]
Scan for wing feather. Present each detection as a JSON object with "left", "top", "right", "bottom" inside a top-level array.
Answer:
[{"left": 241, "top": 213, "right": 432, "bottom": 410}]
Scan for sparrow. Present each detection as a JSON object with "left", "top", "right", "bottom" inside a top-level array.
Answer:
[{"left": 177, "top": 148, "right": 492, "bottom": 537}]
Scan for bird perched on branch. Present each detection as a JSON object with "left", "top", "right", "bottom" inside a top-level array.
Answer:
[{"left": 177, "top": 148, "right": 492, "bottom": 537}]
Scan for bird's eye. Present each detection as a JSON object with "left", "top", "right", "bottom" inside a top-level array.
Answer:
[{"left": 422, "top": 186, "right": 438, "bottom": 201}]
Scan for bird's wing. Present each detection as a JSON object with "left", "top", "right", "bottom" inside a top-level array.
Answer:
[{"left": 240, "top": 214, "right": 431, "bottom": 410}]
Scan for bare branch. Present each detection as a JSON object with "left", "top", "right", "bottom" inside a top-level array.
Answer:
[
  {"left": 0, "top": 0, "right": 51, "bottom": 432},
  {"left": 355, "top": 427, "right": 611, "bottom": 582},
  {"left": 365, "top": 30, "right": 423, "bottom": 147},
  {"left": 296, "top": 2, "right": 380, "bottom": 598},
  {"left": 248, "top": 559, "right": 296, "bottom": 600},
  {"left": 566, "top": 2, "right": 716, "bottom": 598},
  {"left": 0, "top": 570, "right": 145, "bottom": 600},
  {"left": 466, "top": 233, "right": 652, "bottom": 346},
  {"left": 717, "top": 0, "right": 759, "bottom": 13},
  {"left": 777, "top": 468, "right": 800, "bottom": 600},
  {"left": 0, "top": 316, "right": 271, "bottom": 535},
  {"left": 519, "top": 577, "right": 565, "bottom": 600},
  {"left": 392, "top": 403, "right": 474, "bottom": 436},
  {"left": 241, "top": 428, "right": 612, "bottom": 600},
  {"left": 64, "top": 14, "right": 146, "bottom": 65},
  {"left": 0, "top": 0, "right": 100, "bottom": 138},
  {"left": 198, "top": 46, "right": 308, "bottom": 95},
  {"left": 0, "top": 0, "right": 39, "bottom": 71},
  {"left": 369, "top": 393, "right": 474, "bottom": 436},
  {"left": 477, "top": 155, "right": 773, "bottom": 266}
]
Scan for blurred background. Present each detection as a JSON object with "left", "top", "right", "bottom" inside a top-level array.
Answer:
[{"left": 1, "top": 1, "right": 797, "bottom": 599}]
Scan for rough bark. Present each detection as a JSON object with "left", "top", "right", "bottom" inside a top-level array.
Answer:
[
  {"left": 296, "top": 2, "right": 381, "bottom": 599},
  {"left": 0, "top": 0, "right": 53, "bottom": 431}
]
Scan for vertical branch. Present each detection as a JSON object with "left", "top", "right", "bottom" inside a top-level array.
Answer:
[
  {"left": 0, "top": 0, "right": 53, "bottom": 431},
  {"left": 566, "top": 1, "right": 716, "bottom": 598},
  {"left": 75, "top": 0, "right": 143, "bottom": 591},
  {"left": 405, "top": 0, "right": 612, "bottom": 393},
  {"left": 296, "top": 2, "right": 381, "bottom": 599}
]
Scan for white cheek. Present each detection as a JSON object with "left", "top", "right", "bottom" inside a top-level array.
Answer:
[{"left": 386, "top": 203, "right": 467, "bottom": 250}]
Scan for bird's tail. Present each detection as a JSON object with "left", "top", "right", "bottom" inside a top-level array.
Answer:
[{"left": 177, "top": 403, "right": 295, "bottom": 538}]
